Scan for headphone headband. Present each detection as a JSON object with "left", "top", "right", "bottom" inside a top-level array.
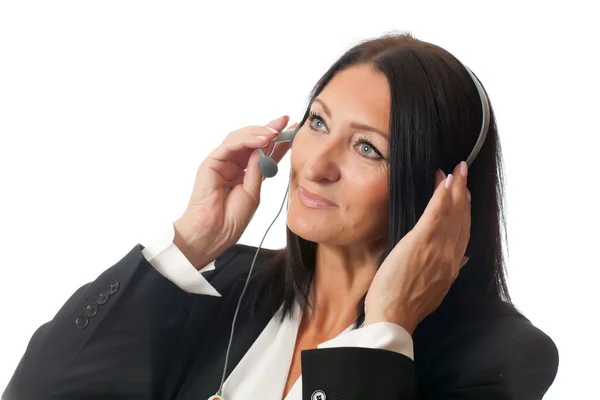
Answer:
[{"left": 459, "top": 63, "right": 491, "bottom": 168}]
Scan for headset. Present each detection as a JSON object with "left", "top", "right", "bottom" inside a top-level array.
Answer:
[
  {"left": 208, "top": 61, "right": 491, "bottom": 400},
  {"left": 256, "top": 128, "right": 298, "bottom": 178}
]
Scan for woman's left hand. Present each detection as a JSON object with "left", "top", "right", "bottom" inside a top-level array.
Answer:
[{"left": 364, "top": 161, "right": 472, "bottom": 335}]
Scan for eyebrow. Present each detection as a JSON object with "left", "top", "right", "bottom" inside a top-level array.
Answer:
[{"left": 313, "top": 98, "right": 389, "bottom": 140}]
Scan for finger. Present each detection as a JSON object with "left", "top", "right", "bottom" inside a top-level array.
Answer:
[
  {"left": 230, "top": 173, "right": 246, "bottom": 188},
  {"left": 242, "top": 147, "right": 267, "bottom": 203},
  {"left": 202, "top": 157, "right": 244, "bottom": 182},
  {"left": 435, "top": 168, "right": 446, "bottom": 188},
  {"left": 433, "top": 168, "right": 468, "bottom": 270},
  {"left": 456, "top": 194, "right": 471, "bottom": 270},
  {"left": 237, "top": 115, "right": 291, "bottom": 165},
  {"left": 265, "top": 115, "right": 291, "bottom": 131},
  {"left": 254, "top": 116, "right": 293, "bottom": 156},
  {"left": 413, "top": 170, "right": 453, "bottom": 242},
  {"left": 209, "top": 116, "right": 290, "bottom": 168},
  {"left": 209, "top": 131, "right": 273, "bottom": 172},
  {"left": 263, "top": 122, "right": 298, "bottom": 155},
  {"left": 259, "top": 136, "right": 278, "bottom": 158},
  {"left": 445, "top": 162, "right": 469, "bottom": 252},
  {"left": 259, "top": 121, "right": 298, "bottom": 181},
  {"left": 241, "top": 116, "right": 291, "bottom": 202},
  {"left": 269, "top": 121, "right": 297, "bottom": 162},
  {"left": 214, "top": 126, "right": 279, "bottom": 164},
  {"left": 271, "top": 141, "right": 292, "bottom": 163}
]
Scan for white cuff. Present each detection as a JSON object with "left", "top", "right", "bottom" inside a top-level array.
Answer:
[
  {"left": 141, "top": 222, "right": 221, "bottom": 297},
  {"left": 318, "top": 322, "right": 414, "bottom": 360}
]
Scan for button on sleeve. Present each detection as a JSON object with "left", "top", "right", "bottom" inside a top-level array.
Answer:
[{"left": 75, "top": 315, "right": 89, "bottom": 329}]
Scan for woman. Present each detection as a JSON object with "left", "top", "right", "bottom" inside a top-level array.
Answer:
[{"left": 3, "top": 32, "right": 558, "bottom": 399}]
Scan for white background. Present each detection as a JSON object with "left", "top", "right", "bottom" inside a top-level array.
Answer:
[{"left": 1, "top": 1, "right": 598, "bottom": 398}]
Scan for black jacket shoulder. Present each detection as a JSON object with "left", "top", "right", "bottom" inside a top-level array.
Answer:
[
  {"left": 1, "top": 243, "right": 279, "bottom": 400},
  {"left": 415, "top": 310, "right": 559, "bottom": 399}
]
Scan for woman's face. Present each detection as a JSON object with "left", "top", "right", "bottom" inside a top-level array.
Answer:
[{"left": 287, "top": 64, "right": 391, "bottom": 248}]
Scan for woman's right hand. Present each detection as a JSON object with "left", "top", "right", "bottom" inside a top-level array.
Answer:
[{"left": 172, "top": 115, "right": 294, "bottom": 270}]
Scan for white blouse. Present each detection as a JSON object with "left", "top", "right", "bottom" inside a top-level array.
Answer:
[{"left": 141, "top": 223, "right": 414, "bottom": 400}]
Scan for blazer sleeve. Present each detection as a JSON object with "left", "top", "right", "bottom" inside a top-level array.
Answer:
[
  {"left": 300, "top": 324, "right": 559, "bottom": 400},
  {"left": 301, "top": 347, "right": 417, "bottom": 399},
  {"left": 2, "top": 243, "right": 232, "bottom": 400}
]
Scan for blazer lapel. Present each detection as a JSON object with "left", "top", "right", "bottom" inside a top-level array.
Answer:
[{"left": 173, "top": 276, "right": 280, "bottom": 400}]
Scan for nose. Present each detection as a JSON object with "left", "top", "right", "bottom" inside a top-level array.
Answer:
[{"left": 302, "top": 133, "right": 343, "bottom": 183}]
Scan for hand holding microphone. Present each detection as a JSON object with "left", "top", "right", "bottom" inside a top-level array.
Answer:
[
  {"left": 172, "top": 116, "right": 296, "bottom": 270},
  {"left": 256, "top": 127, "right": 298, "bottom": 178}
]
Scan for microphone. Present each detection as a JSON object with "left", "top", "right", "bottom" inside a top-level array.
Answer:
[{"left": 257, "top": 127, "right": 298, "bottom": 178}]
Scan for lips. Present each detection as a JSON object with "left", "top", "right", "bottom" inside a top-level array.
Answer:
[{"left": 298, "top": 186, "right": 337, "bottom": 208}]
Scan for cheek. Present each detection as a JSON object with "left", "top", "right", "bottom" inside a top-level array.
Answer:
[
  {"left": 345, "top": 177, "right": 389, "bottom": 227},
  {"left": 289, "top": 133, "right": 308, "bottom": 177}
]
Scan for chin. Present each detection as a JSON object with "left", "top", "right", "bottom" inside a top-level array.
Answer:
[{"left": 286, "top": 198, "right": 341, "bottom": 244}]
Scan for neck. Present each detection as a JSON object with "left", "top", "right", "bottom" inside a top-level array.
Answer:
[{"left": 305, "top": 239, "right": 386, "bottom": 331}]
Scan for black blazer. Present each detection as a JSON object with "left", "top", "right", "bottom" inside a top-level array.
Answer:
[{"left": 3, "top": 243, "right": 559, "bottom": 400}]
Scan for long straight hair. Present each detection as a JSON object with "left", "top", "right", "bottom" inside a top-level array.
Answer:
[{"left": 246, "top": 31, "right": 521, "bottom": 335}]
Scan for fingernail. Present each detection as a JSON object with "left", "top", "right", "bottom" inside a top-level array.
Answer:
[
  {"left": 460, "top": 161, "right": 468, "bottom": 177},
  {"left": 461, "top": 257, "right": 470, "bottom": 268},
  {"left": 265, "top": 127, "right": 279, "bottom": 134},
  {"left": 445, "top": 174, "right": 454, "bottom": 189},
  {"left": 436, "top": 169, "right": 444, "bottom": 181},
  {"left": 466, "top": 188, "right": 471, "bottom": 202}
]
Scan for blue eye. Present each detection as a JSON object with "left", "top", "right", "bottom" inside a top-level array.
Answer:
[
  {"left": 308, "top": 111, "right": 326, "bottom": 131},
  {"left": 355, "top": 137, "right": 383, "bottom": 160},
  {"left": 307, "top": 111, "right": 385, "bottom": 160}
]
